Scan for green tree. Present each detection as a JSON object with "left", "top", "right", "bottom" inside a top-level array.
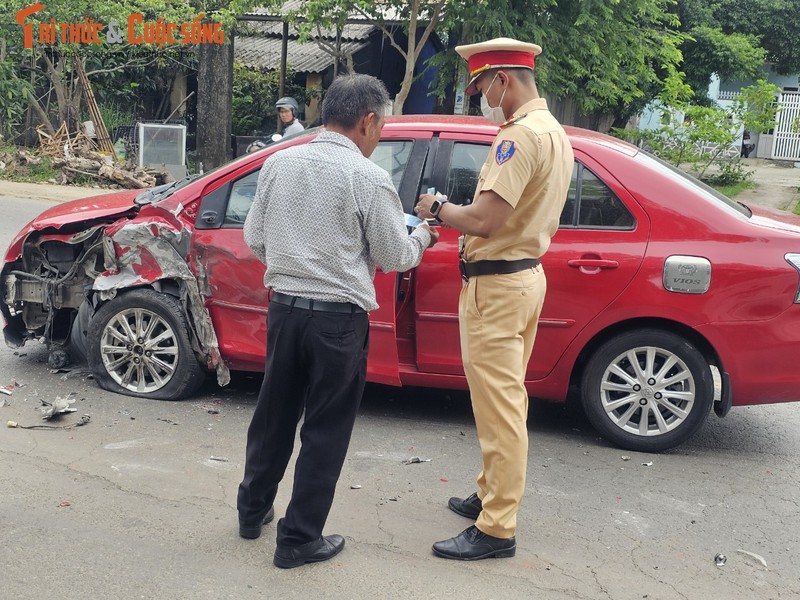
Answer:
[
  {"left": 735, "top": 80, "right": 781, "bottom": 135},
  {"left": 231, "top": 63, "right": 312, "bottom": 136},
  {"left": 0, "top": 1, "right": 203, "bottom": 134},
  {"left": 0, "top": 37, "right": 32, "bottom": 140},
  {"left": 618, "top": 78, "right": 780, "bottom": 182},
  {"left": 436, "top": 0, "right": 683, "bottom": 127},
  {"left": 674, "top": 0, "right": 800, "bottom": 100},
  {"left": 679, "top": 26, "right": 766, "bottom": 99},
  {"left": 716, "top": 0, "right": 800, "bottom": 76},
  {"left": 285, "top": 0, "right": 469, "bottom": 114}
]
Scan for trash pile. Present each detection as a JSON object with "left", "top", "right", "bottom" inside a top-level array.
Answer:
[
  {"left": 0, "top": 147, "right": 43, "bottom": 177},
  {"left": 34, "top": 123, "right": 173, "bottom": 189}
]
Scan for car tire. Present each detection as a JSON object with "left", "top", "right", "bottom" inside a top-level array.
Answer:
[
  {"left": 87, "top": 289, "right": 205, "bottom": 400},
  {"left": 580, "top": 329, "right": 713, "bottom": 452}
]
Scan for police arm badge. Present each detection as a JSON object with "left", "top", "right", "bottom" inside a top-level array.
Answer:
[{"left": 495, "top": 140, "right": 516, "bottom": 165}]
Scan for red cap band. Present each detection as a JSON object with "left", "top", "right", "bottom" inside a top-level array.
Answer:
[{"left": 468, "top": 50, "right": 536, "bottom": 76}]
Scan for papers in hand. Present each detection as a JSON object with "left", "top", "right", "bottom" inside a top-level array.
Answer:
[{"left": 405, "top": 213, "right": 425, "bottom": 229}]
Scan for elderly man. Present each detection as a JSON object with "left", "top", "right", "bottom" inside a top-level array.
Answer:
[
  {"left": 416, "top": 37, "right": 574, "bottom": 561},
  {"left": 238, "top": 74, "right": 438, "bottom": 568}
]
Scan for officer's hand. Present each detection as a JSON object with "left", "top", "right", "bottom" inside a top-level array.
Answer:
[{"left": 415, "top": 194, "right": 436, "bottom": 220}]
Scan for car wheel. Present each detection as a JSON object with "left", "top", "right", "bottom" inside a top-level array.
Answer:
[
  {"left": 580, "top": 329, "right": 713, "bottom": 452},
  {"left": 87, "top": 289, "right": 204, "bottom": 400}
]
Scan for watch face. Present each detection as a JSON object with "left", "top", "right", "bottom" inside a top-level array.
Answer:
[{"left": 431, "top": 200, "right": 441, "bottom": 215}]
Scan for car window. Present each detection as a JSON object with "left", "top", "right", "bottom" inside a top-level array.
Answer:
[
  {"left": 560, "top": 163, "right": 635, "bottom": 229},
  {"left": 219, "top": 140, "right": 414, "bottom": 227},
  {"left": 445, "top": 143, "right": 489, "bottom": 205},
  {"left": 369, "top": 140, "right": 413, "bottom": 189},
  {"left": 223, "top": 170, "right": 260, "bottom": 226}
]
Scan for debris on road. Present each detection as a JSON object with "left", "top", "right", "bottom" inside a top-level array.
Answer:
[
  {"left": 208, "top": 456, "right": 229, "bottom": 462},
  {"left": 714, "top": 553, "right": 727, "bottom": 567},
  {"left": 40, "top": 393, "right": 77, "bottom": 420},
  {"left": 350, "top": 484, "right": 362, "bottom": 490},
  {"left": 642, "top": 461, "right": 653, "bottom": 467},
  {"left": 737, "top": 549, "right": 768, "bottom": 568},
  {"left": 8, "top": 414, "right": 91, "bottom": 430},
  {"left": 402, "top": 456, "right": 431, "bottom": 465}
]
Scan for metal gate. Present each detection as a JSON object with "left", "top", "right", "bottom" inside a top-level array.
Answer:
[{"left": 772, "top": 91, "right": 800, "bottom": 160}]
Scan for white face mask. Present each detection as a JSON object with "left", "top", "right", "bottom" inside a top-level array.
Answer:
[{"left": 480, "top": 74, "right": 507, "bottom": 125}]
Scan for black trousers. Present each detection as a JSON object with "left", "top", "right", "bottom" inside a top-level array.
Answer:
[{"left": 237, "top": 300, "right": 369, "bottom": 546}]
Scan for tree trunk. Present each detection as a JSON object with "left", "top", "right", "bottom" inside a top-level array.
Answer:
[
  {"left": 196, "top": 39, "right": 234, "bottom": 171},
  {"left": 26, "top": 90, "right": 55, "bottom": 135},
  {"left": 393, "top": 68, "right": 414, "bottom": 115}
]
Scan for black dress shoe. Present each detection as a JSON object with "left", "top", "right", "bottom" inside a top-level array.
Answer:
[
  {"left": 448, "top": 492, "right": 482, "bottom": 519},
  {"left": 432, "top": 526, "right": 516, "bottom": 560},
  {"left": 238, "top": 506, "right": 275, "bottom": 539},
  {"left": 273, "top": 534, "right": 345, "bottom": 569}
]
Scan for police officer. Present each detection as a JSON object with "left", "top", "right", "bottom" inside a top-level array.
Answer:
[
  {"left": 275, "top": 97, "right": 305, "bottom": 137},
  {"left": 415, "top": 37, "right": 574, "bottom": 561}
]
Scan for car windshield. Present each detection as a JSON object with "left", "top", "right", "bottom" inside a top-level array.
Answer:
[
  {"left": 635, "top": 151, "right": 752, "bottom": 218},
  {"left": 133, "top": 172, "right": 202, "bottom": 205},
  {"left": 191, "top": 126, "right": 323, "bottom": 182}
]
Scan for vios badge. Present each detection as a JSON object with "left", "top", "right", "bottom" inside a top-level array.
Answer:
[{"left": 663, "top": 256, "right": 711, "bottom": 294}]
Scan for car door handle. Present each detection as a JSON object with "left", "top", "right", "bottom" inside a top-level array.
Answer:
[{"left": 567, "top": 259, "right": 619, "bottom": 269}]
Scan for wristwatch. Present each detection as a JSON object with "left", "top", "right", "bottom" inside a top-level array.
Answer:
[{"left": 429, "top": 198, "right": 449, "bottom": 222}]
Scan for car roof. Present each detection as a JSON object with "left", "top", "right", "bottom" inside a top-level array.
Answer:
[{"left": 382, "top": 115, "right": 639, "bottom": 157}]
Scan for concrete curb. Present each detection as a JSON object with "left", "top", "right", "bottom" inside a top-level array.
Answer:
[{"left": 0, "top": 180, "right": 116, "bottom": 203}]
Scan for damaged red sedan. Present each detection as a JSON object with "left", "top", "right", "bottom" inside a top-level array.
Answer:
[{"left": 4, "top": 115, "right": 800, "bottom": 452}]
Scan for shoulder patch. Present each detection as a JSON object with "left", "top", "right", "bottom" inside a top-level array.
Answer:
[{"left": 495, "top": 140, "right": 516, "bottom": 165}]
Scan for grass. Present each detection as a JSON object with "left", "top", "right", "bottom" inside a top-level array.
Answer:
[
  {"left": 709, "top": 180, "right": 755, "bottom": 198},
  {"left": 0, "top": 158, "right": 60, "bottom": 183},
  {"left": 792, "top": 189, "right": 800, "bottom": 215}
]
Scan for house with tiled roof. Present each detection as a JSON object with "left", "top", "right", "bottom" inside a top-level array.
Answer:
[{"left": 236, "top": 2, "right": 445, "bottom": 123}]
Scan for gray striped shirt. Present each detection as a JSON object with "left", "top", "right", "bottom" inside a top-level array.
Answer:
[{"left": 244, "top": 131, "right": 431, "bottom": 311}]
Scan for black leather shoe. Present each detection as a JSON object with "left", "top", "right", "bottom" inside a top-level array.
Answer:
[
  {"left": 238, "top": 506, "right": 275, "bottom": 539},
  {"left": 448, "top": 492, "right": 482, "bottom": 519},
  {"left": 432, "top": 525, "right": 516, "bottom": 561},
  {"left": 273, "top": 534, "right": 345, "bottom": 569}
]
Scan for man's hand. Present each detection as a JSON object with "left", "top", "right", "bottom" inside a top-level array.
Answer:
[{"left": 419, "top": 223, "right": 440, "bottom": 248}]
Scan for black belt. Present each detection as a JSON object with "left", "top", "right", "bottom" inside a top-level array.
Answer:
[
  {"left": 459, "top": 258, "right": 540, "bottom": 281},
  {"left": 270, "top": 291, "right": 365, "bottom": 314}
]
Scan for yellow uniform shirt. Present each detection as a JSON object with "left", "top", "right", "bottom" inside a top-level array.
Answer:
[{"left": 463, "top": 98, "right": 574, "bottom": 262}]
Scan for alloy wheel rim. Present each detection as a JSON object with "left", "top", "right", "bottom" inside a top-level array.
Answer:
[
  {"left": 599, "top": 346, "right": 695, "bottom": 437},
  {"left": 100, "top": 308, "right": 179, "bottom": 393}
]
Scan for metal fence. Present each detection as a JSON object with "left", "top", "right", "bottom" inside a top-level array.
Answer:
[{"left": 772, "top": 91, "right": 800, "bottom": 161}]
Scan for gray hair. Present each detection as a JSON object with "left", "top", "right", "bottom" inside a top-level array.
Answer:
[{"left": 321, "top": 74, "right": 389, "bottom": 129}]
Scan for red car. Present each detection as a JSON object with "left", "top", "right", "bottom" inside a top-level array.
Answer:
[{"left": 3, "top": 116, "right": 800, "bottom": 452}]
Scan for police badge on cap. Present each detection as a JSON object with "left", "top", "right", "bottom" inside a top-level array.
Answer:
[{"left": 455, "top": 37, "right": 542, "bottom": 96}]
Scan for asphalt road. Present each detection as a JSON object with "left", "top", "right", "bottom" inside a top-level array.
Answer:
[{"left": 1, "top": 194, "right": 800, "bottom": 600}]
